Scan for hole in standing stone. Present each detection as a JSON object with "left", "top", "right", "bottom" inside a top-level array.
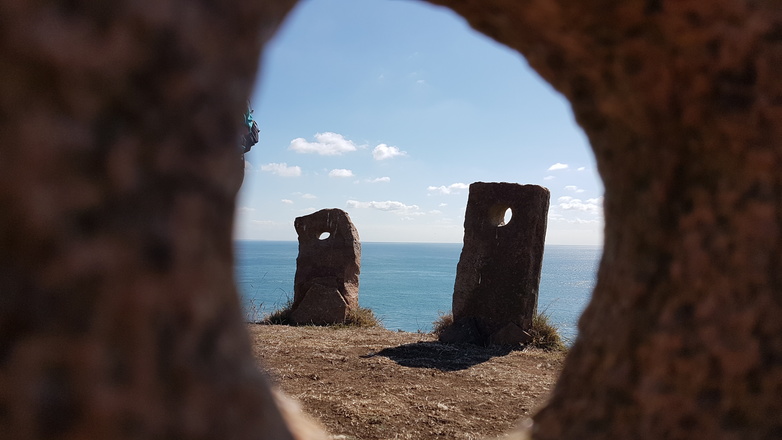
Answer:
[
  {"left": 502, "top": 208, "right": 513, "bottom": 227},
  {"left": 488, "top": 204, "right": 512, "bottom": 227},
  {"left": 319, "top": 231, "right": 331, "bottom": 240}
]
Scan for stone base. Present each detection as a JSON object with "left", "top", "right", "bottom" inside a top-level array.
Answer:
[
  {"left": 489, "top": 322, "right": 532, "bottom": 346},
  {"left": 438, "top": 317, "right": 531, "bottom": 346},
  {"left": 438, "top": 317, "right": 483, "bottom": 345},
  {"left": 290, "top": 284, "right": 349, "bottom": 325}
]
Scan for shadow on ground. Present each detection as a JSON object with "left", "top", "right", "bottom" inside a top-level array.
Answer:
[{"left": 363, "top": 341, "right": 513, "bottom": 371}]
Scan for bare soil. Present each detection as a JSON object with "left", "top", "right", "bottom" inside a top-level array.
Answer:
[{"left": 249, "top": 325, "right": 565, "bottom": 440}]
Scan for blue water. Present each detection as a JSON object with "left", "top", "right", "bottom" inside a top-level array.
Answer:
[{"left": 234, "top": 241, "right": 601, "bottom": 343}]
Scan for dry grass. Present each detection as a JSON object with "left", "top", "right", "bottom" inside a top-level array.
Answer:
[
  {"left": 342, "top": 306, "right": 381, "bottom": 328},
  {"left": 430, "top": 311, "right": 567, "bottom": 351},
  {"left": 250, "top": 325, "right": 564, "bottom": 440},
  {"left": 528, "top": 312, "right": 566, "bottom": 352},
  {"left": 263, "top": 298, "right": 295, "bottom": 325},
  {"left": 262, "top": 301, "right": 381, "bottom": 328},
  {"left": 243, "top": 298, "right": 265, "bottom": 324},
  {"left": 431, "top": 311, "right": 454, "bottom": 337}
]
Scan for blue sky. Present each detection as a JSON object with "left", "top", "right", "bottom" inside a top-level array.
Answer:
[{"left": 235, "top": 0, "right": 604, "bottom": 245}]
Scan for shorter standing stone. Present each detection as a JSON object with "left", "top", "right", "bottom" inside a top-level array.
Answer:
[
  {"left": 446, "top": 182, "right": 549, "bottom": 345},
  {"left": 290, "top": 209, "right": 361, "bottom": 325},
  {"left": 290, "top": 285, "right": 349, "bottom": 325}
]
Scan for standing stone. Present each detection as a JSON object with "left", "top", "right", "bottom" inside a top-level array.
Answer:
[
  {"left": 443, "top": 182, "right": 550, "bottom": 345},
  {"left": 291, "top": 209, "right": 361, "bottom": 325}
]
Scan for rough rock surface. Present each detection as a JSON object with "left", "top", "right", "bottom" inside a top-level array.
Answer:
[
  {"left": 0, "top": 1, "right": 302, "bottom": 439},
  {"left": 447, "top": 183, "right": 549, "bottom": 345},
  {"left": 291, "top": 209, "right": 360, "bottom": 325},
  {"left": 422, "top": 1, "right": 782, "bottom": 439},
  {"left": 290, "top": 285, "right": 348, "bottom": 326},
  {"left": 3, "top": 0, "right": 782, "bottom": 439}
]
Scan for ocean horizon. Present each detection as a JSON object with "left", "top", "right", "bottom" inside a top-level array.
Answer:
[{"left": 234, "top": 241, "right": 601, "bottom": 343}]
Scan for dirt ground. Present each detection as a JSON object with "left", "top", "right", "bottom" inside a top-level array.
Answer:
[{"left": 249, "top": 325, "right": 565, "bottom": 440}]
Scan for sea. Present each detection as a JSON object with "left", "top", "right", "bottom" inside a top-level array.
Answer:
[{"left": 234, "top": 241, "right": 601, "bottom": 343}]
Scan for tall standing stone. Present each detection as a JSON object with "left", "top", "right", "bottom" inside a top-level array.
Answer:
[
  {"left": 443, "top": 182, "right": 550, "bottom": 345},
  {"left": 291, "top": 209, "right": 361, "bottom": 325}
]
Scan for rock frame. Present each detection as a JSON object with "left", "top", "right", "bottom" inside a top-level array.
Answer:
[{"left": 1, "top": 0, "right": 781, "bottom": 438}]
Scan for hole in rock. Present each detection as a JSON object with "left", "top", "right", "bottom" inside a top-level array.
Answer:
[
  {"left": 233, "top": 1, "right": 605, "bottom": 438},
  {"left": 502, "top": 208, "right": 513, "bottom": 226},
  {"left": 318, "top": 231, "right": 331, "bottom": 240},
  {"left": 488, "top": 204, "right": 513, "bottom": 227}
]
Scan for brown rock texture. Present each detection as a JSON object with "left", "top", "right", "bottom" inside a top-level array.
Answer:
[
  {"left": 0, "top": 0, "right": 301, "bottom": 439},
  {"left": 3, "top": 0, "right": 782, "bottom": 439},
  {"left": 447, "top": 183, "right": 550, "bottom": 345},
  {"left": 292, "top": 209, "right": 361, "bottom": 325},
  {"left": 423, "top": 0, "right": 782, "bottom": 439}
]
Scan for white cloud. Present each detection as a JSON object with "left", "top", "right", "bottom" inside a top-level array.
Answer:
[
  {"left": 329, "top": 168, "right": 354, "bottom": 178},
  {"left": 346, "top": 200, "right": 421, "bottom": 215},
  {"left": 281, "top": 199, "right": 293, "bottom": 204},
  {"left": 427, "top": 182, "right": 469, "bottom": 195},
  {"left": 544, "top": 175, "right": 555, "bottom": 181},
  {"left": 372, "top": 144, "right": 408, "bottom": 160},
  {"left": 368, "top": 176, "right": 391, "bottom": 183},
  {"left": 438, "top": 203, "right": 448, "bottom": 207},
  {"left": 548, "top": 212, "right": 601, "bottom": 224},
  {"left": 260, "top": 162, "right": 302, "bottom": 177},
  {"left": 251, "top": 220, "right": 279, "bottom": 226},
  {"left": 574, "top": 217, "right": 601, "bottom": 224},
  {"left": 565, "top": 185, "right": 586, "bottom": 193},
  {"left": 238, "top": 206, "right": 255, "bottom": 213},
  {"left": 301, "top": 193, "right": 317, "bottom": 199},
  {"left": 289, "top": 132, "right": 359, "bottom": 155},
  {"left": 548, "top": 163, "right": 569, "bottom": 171},
  {"left": 557, "top": 196, "right": 603, "bottom": 214},
  {"left": 577, "top": 166, "right": 586, "bottom": 171}
]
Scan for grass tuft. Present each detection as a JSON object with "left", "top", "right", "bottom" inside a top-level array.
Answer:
[
  {"left": 262, "top": 299, "right": 380, "bottom": 328},
  {"left": 528, "top": 312, "right": 566, "bottom": 351},
  {"left": 343, "top": 306, "right": 381, "bottom": 328},
  {"left": 431, "top": 311, "right": 454, "bottom": 338},
  {"left": 430, "top": 310, "right": 567, "bottom": 351},
  {"left": 262, "top": 298, "right": 294, "bottom": 325},
  {"left": 243, "top": 298, "right": 265, "bottom": 324}
]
